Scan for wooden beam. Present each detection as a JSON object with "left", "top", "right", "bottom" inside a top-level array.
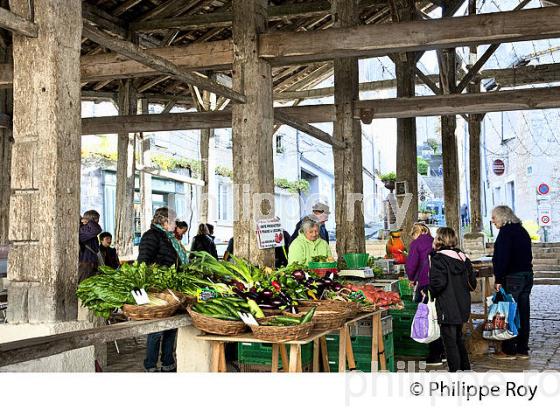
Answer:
[
  {"left": 83, "top": 85, "right": 560, "bottom": 134},
  {"left": 273, "top": 62, "right": 560, "bottom": 100},
  {"left": 259, "top": 7, "right": 560, "bottom": 65},
  {"left": 456, "top": 0, "right": 531, "bottom": 93},
  {"left": 82, "top": 21, "right": 246, "bottom": 103},
  {"left": 274, "top": 110, "right": 346, "bottom": 149},
  {"left": 0, "top": 6, "right": 37, "bottom": 37},
  {"left": 0, "top": 315, "right": 191, "bottom": 367},
  {"left": 356, "top": 86, "right": 560, "bottom": 119},
  {"left": 0, "top": 112, "right": 10, "bottom": 128},
  {"left": 130, "top": 0, "right": 389, "bottom": 32}
]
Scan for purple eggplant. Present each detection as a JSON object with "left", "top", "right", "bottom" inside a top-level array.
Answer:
[
  {"left": 333, "top": 283, "right": 343, "bottom": 292},
  {"left": 262, "top": 290, "right": 274, "bottom": 299},
  {"left": 323, "top": 278, "right": 333, "bottom": 287},
  {"left": 258, "top": 304, "right": 275, "bottom": 309},
  {"left": 292, "top": 270, "right": 305, "bottom": 281},
  {"left": 271, "top": 298, "right": 283, "bottom": 307}
]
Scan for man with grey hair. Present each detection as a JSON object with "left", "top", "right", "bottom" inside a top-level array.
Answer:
[{"left": 291, "top": 202, "right": 331, "bottom": 243}]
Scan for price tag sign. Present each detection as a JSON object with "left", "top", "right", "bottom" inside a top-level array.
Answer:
[
  {"left": 197, "top": 288, "right": 218, "bottom": 302},
  {"left": 131, "top": 288, "right": 149, "bottom": 305}
]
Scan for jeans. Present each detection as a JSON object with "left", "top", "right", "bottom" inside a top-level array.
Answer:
[
  {"left": 144, "top": 329, "right": 177, "bottom": 372},
  {"left": 501, "top": 273, "right": 533, "bottom": 355},
  {"left": 440, "top": 324, "right": 470, "bottom": 372}
]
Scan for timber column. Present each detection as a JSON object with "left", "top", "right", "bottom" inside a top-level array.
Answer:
[
  {"left": 439, "top": 4, "right": 461, "bottom": 237},
  {"left": 333, "top": 0, "right": 365, "bottom": 258},
  {"left": 7, "top": 0, "right": 82, "bottom": 323},
  {"left": 0, "top": 26, "right": 12, "bottom": 247},
  {"left": 395, "top": 0, "right": 418, "bottom": 245},
  {"left": 114, "top": 79, "right": 138, "bottom": 258},
  {"left": 231, "top": 0, "right": 275, "bottom": 266}
]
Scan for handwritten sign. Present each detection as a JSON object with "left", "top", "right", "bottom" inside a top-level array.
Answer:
[{"left": 256, "top": 218, "right": 285, "bottom": 249}]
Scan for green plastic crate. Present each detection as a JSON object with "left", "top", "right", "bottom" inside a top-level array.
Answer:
[
  {"left": 398, "top": 278, "right": 413, "bottom": 297},
  {"left": 325, "top": 332, "right": 395, "bottom": 372},
  {"left": 392, "top": 332, "right": 429, "bottom": 358},
  {"left": 237, "top": 342, "right": 313, "bottom": 367}
]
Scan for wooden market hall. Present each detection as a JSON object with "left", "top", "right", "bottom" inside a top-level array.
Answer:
[{"left": 1, "top": 0, "right": 560, "bottom": 372}]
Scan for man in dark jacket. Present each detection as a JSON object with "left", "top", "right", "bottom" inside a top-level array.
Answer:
[
  {"left": 138, "top": 207, "right": 181, "bottom": 372},
  {"left": 491, "top": 205, "right": 533, "bottom": 359},
  {"left": 79, "top": 210, "right": 102, "bottom": 283},
  {"left": 292, "top": 202, "right": 330, "bottom": 243}
]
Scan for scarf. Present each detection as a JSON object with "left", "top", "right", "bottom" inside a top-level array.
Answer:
[{"left": 155, "top": 224, "right": 188, "bottom": 265}]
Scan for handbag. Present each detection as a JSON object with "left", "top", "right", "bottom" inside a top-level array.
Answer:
[
  {"left": 482, "top": 288, "right": 519, "bottom": 341},
  {"left": 85, "top": 244, "right": 105, "bottom": 267},
  {"left": 410, "top": 291, "right": 440, "bottom": 343}
]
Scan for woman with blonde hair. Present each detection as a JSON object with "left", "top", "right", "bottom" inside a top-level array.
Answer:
[
  {"left": 491, "top": 205, "right": 533, "bottom": 359},
  {"left": 429, "top": 227, "right": 477, "bottom": 372},
  {"left": 405, "top": 222, "right": 443, "bottom": 365}
]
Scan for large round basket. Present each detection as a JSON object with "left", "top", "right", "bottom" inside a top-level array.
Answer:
[
  {"left": 249, "top": 316, "right": 314, "bottom": 343},
  {"left": 187, "top": 306, "right": 247, "bottom": 336},
  {"left": 298, "top": 300, "right": 358, "bottom": 319},
  {"left": 296, "top": 304, "right": 350, "bottom": 331},
  {"left": 122, "top": 292, "right": 182, "bottom": 321}
]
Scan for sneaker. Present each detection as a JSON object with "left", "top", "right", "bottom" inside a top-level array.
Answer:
[
  {"left": 494, "top": 352, "right": 516, "bottom": 360},
  {"left": 425, "top": 358, "right": 444, "bottom": 366}
]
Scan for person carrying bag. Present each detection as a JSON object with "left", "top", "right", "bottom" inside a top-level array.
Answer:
[
  {"left": 429, "top": 227, "right": 477, "bottom": 372},
  {"left": 411, "top": 290, "right": 440, "bottom": 344}
]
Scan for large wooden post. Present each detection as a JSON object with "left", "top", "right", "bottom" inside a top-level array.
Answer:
[
  {"left": 439, "top": 4, "right": 461, "bottom": 237},
  {"left": 395, "top": 0, "right": 418, "bottom": 245},
  {"left": 114, "top": 79, "right": 137, "bottom": 257},
  {"left": 199, "top": 90, "right": 216, "bottom": 224},
  {"left": 7, "top": 0, "right": 82, "bottom": 323},
  {"left": 0, "top": 27, "right": 12, "bottom": 246},
  {"left": 232, "top": 0, "right": 275, "bottom": 266},
  {"left": 467, "top": 0, "right": 483, "bottom": 234},
  {"left": 139, "top": 98, "right": 152, "bottom": 234},
  {"left": 333, "top": 0, "right": 365, "bottom": 258}
]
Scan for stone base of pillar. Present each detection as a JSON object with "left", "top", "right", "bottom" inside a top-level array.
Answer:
[
  {"left": 176, "top": 326, "right": 211, "bottom": 372},
  {"left": 0, "top": 321, "right": 95, "bottom": 372},
  {"left": 463, "top": 232, "right": 487, "bottom": 260}
]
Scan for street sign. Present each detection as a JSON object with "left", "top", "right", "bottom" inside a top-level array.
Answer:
[
  {"left": 492, "top": 159, "right": 505, "bottom": 176},
  {"left": 537, "top": 183, "right": 550, "bottom": 196},
  {"left": 538, "top": 205, "right": 552, "bottom": 227}
]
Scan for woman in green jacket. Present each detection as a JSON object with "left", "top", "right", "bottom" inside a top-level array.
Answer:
[{"left": 288, "top": 217, "right": 333, "bottom": 265}]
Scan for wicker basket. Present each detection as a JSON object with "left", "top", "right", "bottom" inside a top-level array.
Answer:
[
  {"left": 122, "top": 292, "right": 182, "bottom": 320},
  {"left": 358, "top": 303, "right": 378, "bottom": 313},
  {"left": 297, "top": 304, "right": 350, "bottom": 331},
  {"left": 187, "top": 306, "right": 248, "bottom": 336},
  {"left": 298, "top": 300, "right": 358, "bottom": 319},
  {"left": 249, "top": 316, "right": 314, "bottom": 342}
]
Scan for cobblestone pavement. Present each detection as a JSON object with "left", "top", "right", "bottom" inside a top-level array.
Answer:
[{"left": 105, "top": 285, "right": 560, "bottom": 373}]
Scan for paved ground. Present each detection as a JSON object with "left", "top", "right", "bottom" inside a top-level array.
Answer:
[{"left": 105, "top": 285, "right": 560, "bottom": 373}]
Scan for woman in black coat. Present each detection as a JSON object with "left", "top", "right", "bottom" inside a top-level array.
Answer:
[
  {"left": 491, "top": 205, "right": 533, "bottom": 359},
  {"left": 190, "top": 223, "right": 218, "bottom": 259},
  {"left": 138, "top": 207, "right": 186, "bottom": 372},
  {"left": 429, "top": 227, "right": 477, "bottom": 372}
]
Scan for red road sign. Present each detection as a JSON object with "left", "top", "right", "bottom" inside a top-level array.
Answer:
[{"left": 492, "top": 159, "right": 505, "bottom": 176}]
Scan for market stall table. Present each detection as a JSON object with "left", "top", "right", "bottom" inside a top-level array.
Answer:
[{"left": 196, "top": 310, "right": 385, "bottom": 373}]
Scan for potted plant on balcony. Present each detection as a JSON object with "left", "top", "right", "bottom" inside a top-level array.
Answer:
[{"left": 380, "top": 172, "right": 396, "bottom": 192}]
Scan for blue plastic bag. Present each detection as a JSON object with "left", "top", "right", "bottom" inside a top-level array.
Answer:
[{"left": 482, "top": 288, "right": 519, "bottom": 341}]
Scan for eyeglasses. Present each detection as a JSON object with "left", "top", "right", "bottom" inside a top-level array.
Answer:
[{"left": 313, "top": 210, "right": 325, "bottom": 214}]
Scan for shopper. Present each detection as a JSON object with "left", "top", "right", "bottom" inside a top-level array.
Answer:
[
  {"left": 79, "top": 210, "right": 102, "bottom": 283},
  {"left": 406, "top": 223, "right": 444, "bottom": 365},
  {"left": 138, "top": 207, "right": 188, "bottom": 372},
  {"left": 98, "top": 232, "right": 120, "bottom": 269},
  {"left": 292, "top": 202, "right": 330, "bottom": 243},
  {"left": 190, "top": 223, "right": 218, "bottom": 259},
  {"left": 429, "top": 227, "right": 477, "bottom": 372},
  {"left": 288, "top": 217, "right": 332, "bottom": 266},
  {"left": 491, "top": 205, "right": 533, "bottom": 359}
]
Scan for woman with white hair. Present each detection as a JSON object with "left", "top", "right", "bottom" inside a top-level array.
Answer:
[
  {"left": 288, "top": 216, "right": 333, "bottom": 266},
  {"left": 491, "top": 205, "right": 533, "bottom": 359}
]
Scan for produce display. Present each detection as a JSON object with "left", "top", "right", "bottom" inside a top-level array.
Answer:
[
  {"left": 76, "top": 250, "right": 401, "bottom": 332},
  {"left": 344, "top": 283, "right": 402, "bottom": 308}
]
